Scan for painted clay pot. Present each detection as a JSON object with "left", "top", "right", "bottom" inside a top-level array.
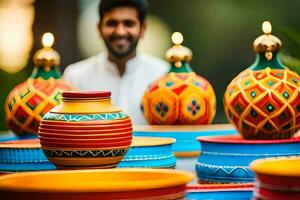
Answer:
[
  {"left": 38, "top": 91, "right": 133, "bottom": 169},
  {"left": 186, "top": 183, "right": 254, "bottom": 200},
  {"left": 134, "top": 124, "right": 237, "bottom": 173},
  {"left": 4, "top": 34, "right": 73, "bottom": 138},
  {"left": 196, "top": 135, "right": 300, "bottom": 184},
  {"left": 0, "top": 168, "right": 194, "bottom": 200},
  {"left": 142, "top": 32, "right": 216, "bottom": 125},
  {"left": 224, "top": 21, "right": 300, "bottom": 140},
  {"left": 119, "top": 137, "right": 176, "bottom": 169},
  {"left": 0, "top": 139, "right": 55, "bottom": 173},
  {"left": 250, "top": 157, "right": 300, "bottom": 200}
]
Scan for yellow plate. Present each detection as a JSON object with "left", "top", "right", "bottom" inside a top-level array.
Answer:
[
  {"left": 131, "top": 136, "right": 175, "bottom": 147},
  {"left": 250, "top": 156, "right": 300, "bottom": 177},
  {"left": 0, "top": 168, "right": 194, "bottom": 192}
]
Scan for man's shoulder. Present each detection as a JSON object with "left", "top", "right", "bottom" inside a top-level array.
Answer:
[{"left": 64, "top": 53, "right": 104, "bottom": 75}]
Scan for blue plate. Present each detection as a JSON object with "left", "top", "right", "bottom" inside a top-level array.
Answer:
[
  {"left": 186, "top": 184, "right": 254, "bottom": 200},
  {"left": 196, "top": 135, "right": 300, "bottom": 183},
  {"left": 0, "top": 139, "right": 55, "bottom": 172},
  {"left": 119, "top": 137, "right": 176, "bottom": 168},
  {"left": 134, "top": 125, "right": 237, "bottom": 155}
]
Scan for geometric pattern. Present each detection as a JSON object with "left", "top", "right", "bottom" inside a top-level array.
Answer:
[
  {"left": 43, "top": 112, "right": 127, "bottom": 122},
  {"left": 43, "top": 149, "right": 128, "bottom": 158},
  {"left": 5, "top": 77, "right": 73, "bottom": 136},
  {"left": 224, "top": 67, "right": 300, "bottom": 139},
  {"left": 195, "top": 162, "right": 254, "bottom": 183},
  {"left": 142, "top": 72, "right": 216, "bottom": 125}
]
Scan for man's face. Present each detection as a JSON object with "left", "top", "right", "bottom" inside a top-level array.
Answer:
[{"left": 98, "top": 7, "right": 145, "bottom": 59}]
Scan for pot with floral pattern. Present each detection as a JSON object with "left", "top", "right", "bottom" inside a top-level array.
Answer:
[
  {"left": 142, "top": 32, "right": 216, "bottom": 125},
  {"left": 38, "top": 91, "right": 133, "bottom": 169}
]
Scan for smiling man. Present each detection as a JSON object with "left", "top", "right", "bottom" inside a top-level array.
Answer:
[{"left": 64, "top": 0, "right": 169, "bottom": 124}]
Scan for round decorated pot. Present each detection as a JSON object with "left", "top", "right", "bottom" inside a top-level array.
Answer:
[
  {"left": 119, "top": 137, "right": 176, "bottom": 169},
  {"left": 142, "top": 32, "right": 216, "bottom": 125},
  {"left": 186, "top": 183, "right": 254, "bottom": 200},
  {"left": 134, "top": 124, "right": 237, "bottom": 174},
  {"left": 250, "top": 156, "right": 300, "bottom": 200},
  {"left": 0, "top": 168, "right": 194, "bottom": 200},
  {"left": 5, "top": 34, "right": 73, "bottom": 138},
  {"left": 224, "top": 21, "right": 300, "bottom": 139},
  {"left": 0, "top": 139, "right": 55, "bottom": 173},
  {"left": 196, "top": 135, "right": 300, "bottom": 183},
  {"left": 38, "top": 91, "right": 133, "bottom": 169}
]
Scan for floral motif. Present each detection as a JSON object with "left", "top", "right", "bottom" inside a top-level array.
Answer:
[
  {"left": 187, "top": 99, "right": 201, "bottom": 115},
  {"left": 155, "top": 101, "right": 169, "bottom": 117}
]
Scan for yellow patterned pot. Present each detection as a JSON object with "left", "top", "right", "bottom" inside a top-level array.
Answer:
[
  {"left": 224, "top": 22, "right": 300, "bottom": 139},
  {"left": 5, "top": 34, "right": 73, "bottom": 138},
  {"left": 142, "top": 32, "right": 216, "bottom": 125}
]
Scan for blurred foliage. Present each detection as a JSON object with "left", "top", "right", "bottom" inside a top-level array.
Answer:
[
  {"left": 1, "top": 0, "right": 300, "bottom": 130},
  {"left": 279, "top": 27, "right": 300, "bottom": 74}
]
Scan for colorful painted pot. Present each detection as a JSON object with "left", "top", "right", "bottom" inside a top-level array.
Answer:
[
  {"left": 186, "top": 183, "right": 254, "bottom": 200},
  {"left": 224, "top": 21, "right": 300, "bottom": 140},
  {"left": 119, "top": 137, "right": 176, "bottom": 169},
  {"left": 4, "top": 35, "right": 74, "bottom": 138},
  {"left": 134, "top": 124, "right": 237, "bottom": 173},
  {"left": 196, "top": 135, "right": 300, "bottom": 183},
  {"left": 38, "top": 91, "right": 133, "bottom": 169},
  {"left": 142, "top": 32, "right": 216, "bottom": 125},
  {"left": 250, "top": 156, "right": 300, "bottom": 200},
  {"left": 0, "top": 168, "right": 194, "bottom": 200},
  {"left": 0, "top": 139, "right": 55, "bottom": 173}
]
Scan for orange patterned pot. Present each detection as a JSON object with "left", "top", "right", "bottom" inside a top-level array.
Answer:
[
  {"left": 38, "top": 91, "right": 133, "bottom": 169},
  {"left": 142, "top": 32, "right": 216, "bottom": 125},
  {"left": 5, "top": 34, "right": 73, "bottom": 138},
  {"left": 224, "top": 22, "right": 300, "bottom": 139}
]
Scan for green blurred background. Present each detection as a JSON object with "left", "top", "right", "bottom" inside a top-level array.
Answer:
[{"left": 0, "top": 0, "right": 300, "bottom": 131}]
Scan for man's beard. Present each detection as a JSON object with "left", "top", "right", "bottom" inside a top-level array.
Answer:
[{"left": 104, "top": 34, "right": 139, "bottom": 59}]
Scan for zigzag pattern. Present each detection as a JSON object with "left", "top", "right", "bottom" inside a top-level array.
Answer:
[
  {"left": 196, "top": 162, "right": 253, "bottom": 177},
  {"left": 43, "top": 112, "right": 127, "bottom": 122},
  {"left": 44, "top": 149, "right": 128, "bottom": 158}
]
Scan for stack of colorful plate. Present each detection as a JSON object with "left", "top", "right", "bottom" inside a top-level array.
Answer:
[
  {"left": 134, "top": 124, "right": 236, "bottom": 173},
  {"left": 119, "top": 137, "right": 176, "bottom": 169},
  {"left": 0, "top": 168, "right": 194, "bottom": 200},
  {"left": 0, "top": 139, "right": 54, "bottom": 173},
  {"left": 186, "top": 183, "right": 254, "bottom": 200},
  {"left": 39, "top": 117, "right": 132, "bottom": 169},
  {"left": 196, "top": 135, "right": 300, "bottom": 183},
  {"left": 250, "top": 156, "right": 300, "bottom": 200}
]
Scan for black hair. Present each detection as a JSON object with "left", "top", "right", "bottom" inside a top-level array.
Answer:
[{"left": 99, "top": 0, "right": 149, "bottom": 24}]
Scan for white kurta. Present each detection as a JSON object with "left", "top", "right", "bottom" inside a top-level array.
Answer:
[{"left": 63, "top": 53, "right": 169, "bottom": 125}]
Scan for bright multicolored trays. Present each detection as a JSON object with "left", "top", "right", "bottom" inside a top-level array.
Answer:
[
  {"left": 196, "top": 135, "right": 300, "bottom": 183},
  {"left": 0, "top": 139, "right": 55, "bottom": 173},
  {"left": 0, "top": 168, "right": 194, "bottom": 200},
  {"left": 119, "top": 137, "right": 176, "bottom": 169},
  {"left": 134, "top": 125, "right": 237, "bottom": 173},
  {"left": 38, "top": 91, "right": 133, "bottom": 169},
  {"left": 250, "top": 156, "right": 300, "bottom": 200},
  {"left": 186, "top": 183, "right": 254, "bottom": 200}
]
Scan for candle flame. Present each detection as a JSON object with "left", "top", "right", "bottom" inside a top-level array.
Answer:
[
  {"left": 172, "top": 32, "right": 183, "bottom": 45},
  {"left": 262, "top": 21, "right": 272, "bottom": 34},
  {"left": 42, "top": 32, "right": 54, "bottom": 48}
]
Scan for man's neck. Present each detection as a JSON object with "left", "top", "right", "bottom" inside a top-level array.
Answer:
[{"left": 108, "top": 52, "right": 136, "bottom": 77}]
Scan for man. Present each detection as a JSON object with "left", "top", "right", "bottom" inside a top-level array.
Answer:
[{"left": 64, "top": 0, "right": 169, "bottom": 124}]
